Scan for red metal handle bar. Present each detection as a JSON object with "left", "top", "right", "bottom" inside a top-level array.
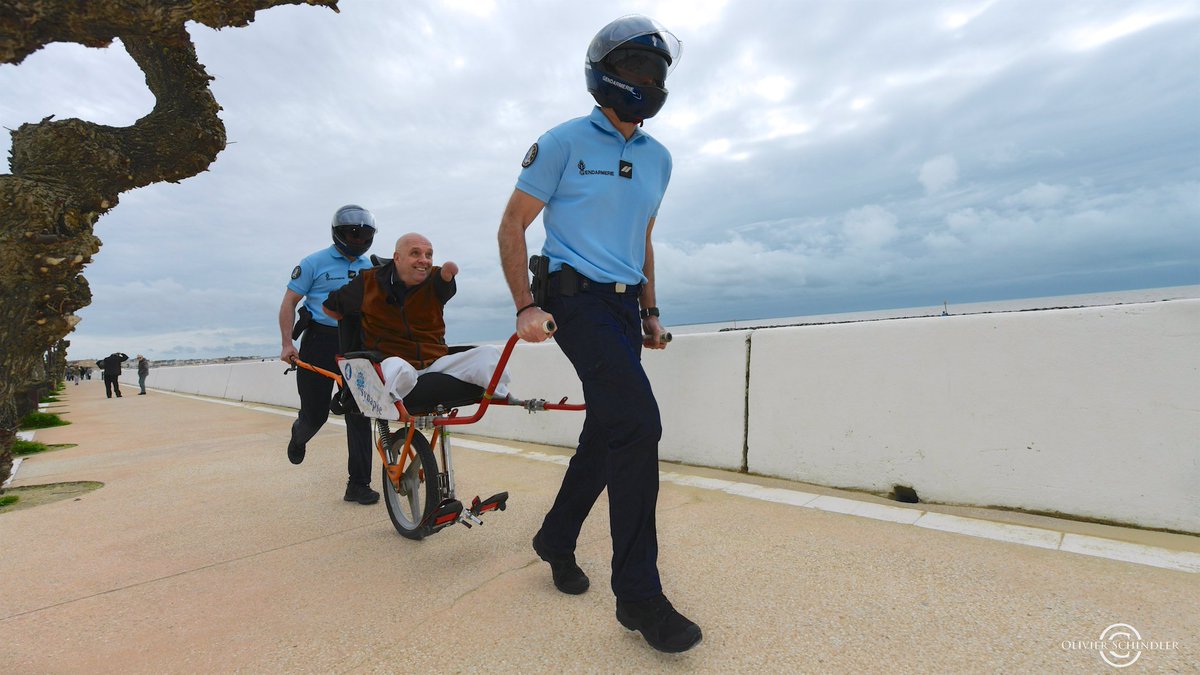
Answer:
[
  {"left": 435, "top": 332, "right": 588, "bottom": 425},
  {"left": 436, "top": 333, "right": 521, "bottom": 426}
]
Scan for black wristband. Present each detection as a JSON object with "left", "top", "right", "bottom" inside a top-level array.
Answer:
[
  {"left": 640, "top": 307, "right": 660, "bottom": 319},
  {"left": 517, "top": 302, "right": 539, "bottom": 317}
]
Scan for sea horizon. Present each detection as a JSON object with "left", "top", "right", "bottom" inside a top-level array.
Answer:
[{"left": 671, "top": 283, "right": 1200, "bottom": 335}]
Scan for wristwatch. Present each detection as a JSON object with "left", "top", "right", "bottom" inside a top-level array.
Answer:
[{"left": 640, "top": 307, "right": 660, "bottom": 319}]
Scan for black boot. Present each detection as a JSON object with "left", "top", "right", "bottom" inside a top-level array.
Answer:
[
  {"left": 344, "top": 481, "right": 380, "bottom": 505},
  {"left": 532, "top": 531, "right": 589, "bottom": 595},
  {"left": 616, "top": 594, "right": 702, "bottom": 653},
  {"left": 287, "top": 420, "right": 306, "bottom": 465}
]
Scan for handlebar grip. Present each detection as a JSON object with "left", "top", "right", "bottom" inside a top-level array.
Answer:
[
  {"left": 543, "top": 320, "right": 556, "bottom": 334},
  {"left": 643, "top": 332, "right": 672, "bottom": 345}
]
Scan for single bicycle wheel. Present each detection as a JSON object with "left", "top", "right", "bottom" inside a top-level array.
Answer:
[{"left": 382, "top": 428, "right": 440, "bottom": 540}]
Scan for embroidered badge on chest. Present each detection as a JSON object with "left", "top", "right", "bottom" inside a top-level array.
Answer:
[{"left": 619, "top": 160, "right": 633, "bottom": 179}]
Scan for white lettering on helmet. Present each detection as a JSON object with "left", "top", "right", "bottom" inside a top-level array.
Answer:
[{"left": 602, "top": 74, "right": 637, "bottom": 94}]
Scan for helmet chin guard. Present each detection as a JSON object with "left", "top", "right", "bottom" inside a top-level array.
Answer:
[
  {"left": 330, "top": 204, "right": 376, "bottom": 258},
  {"left": 586, "top": 65, "right": 669, "bottom": 123},
  {"left": 585, "top": 15, "right": 681, "bottom": 123}
]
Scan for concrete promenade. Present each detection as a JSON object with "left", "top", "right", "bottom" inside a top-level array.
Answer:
[{"left": 2, "top": 383, "right": 1197, "bottom": 673}]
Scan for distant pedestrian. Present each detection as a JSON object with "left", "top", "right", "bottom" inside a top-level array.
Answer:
[
  {"left": 96, "top": 353, "right": 129, "bottom": 398},
  {"left": 137, "top": 355, "right": 150, "bottom": 395}
]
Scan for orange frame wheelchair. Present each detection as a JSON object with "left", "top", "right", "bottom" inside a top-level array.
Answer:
[{"left": 288, "top": 333, "right": 584, "bottom": 540}]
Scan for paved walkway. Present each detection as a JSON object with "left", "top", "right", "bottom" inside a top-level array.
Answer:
[{"left": 2, "top": 383, "right": 1197, "bottom": 673}]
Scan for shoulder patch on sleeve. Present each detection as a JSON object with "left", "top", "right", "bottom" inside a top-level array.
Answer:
[
  {"left": 521, "top": 142, "right": 539, "bottom": 168},
  {"left": 291, "top": 265, "right": 302, "bottom": 280}
]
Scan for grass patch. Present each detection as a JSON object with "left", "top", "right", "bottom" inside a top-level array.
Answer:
[
  {"left": 0, "top": 495, "right": 18, "bottom": 508},
  {"left": 0, "top": 481, "right": 103, "bottom": 513},
  {"left": 13, "top": 440, "right": 50, "bottom": 456},
  {"left": 18, "top": 411, "right": 68, "bottom": 430}
]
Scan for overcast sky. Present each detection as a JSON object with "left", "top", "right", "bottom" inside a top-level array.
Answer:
[{"left": 2, "top": 0, "right": 1197, "bottom": 360}]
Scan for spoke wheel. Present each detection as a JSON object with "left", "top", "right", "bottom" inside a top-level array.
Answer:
[{"left": 382, "top": 428, "right": 440, "bottom": 540}]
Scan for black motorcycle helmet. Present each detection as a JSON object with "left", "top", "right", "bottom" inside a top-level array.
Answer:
[
  {"left": 330, "top": 204, "right": 376, "bottom": 258},
  {"left": 585, "top": 15, "right": 682, "bottom": 124}
]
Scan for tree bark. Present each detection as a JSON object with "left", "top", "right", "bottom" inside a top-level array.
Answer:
[{"left": 0, "top": 0, "right": 340, "bottom": 488}]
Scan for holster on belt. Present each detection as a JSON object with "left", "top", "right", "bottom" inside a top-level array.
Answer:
[
  {"left": 529, "top": 254, "right": 550, "bottom": 305},
  {"left": 555, "top": 263, "right": 580, "bottom": 297},
  {"left": 291, "top": 305, "right": 312, "bottom": 340}
]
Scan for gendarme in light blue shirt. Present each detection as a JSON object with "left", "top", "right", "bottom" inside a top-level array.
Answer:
[
  {"left": 516, "top": 106, "right": 672, "bottom": 285},
  {"left": 287, "top": 245, "right": 373, "bottom": 327}
]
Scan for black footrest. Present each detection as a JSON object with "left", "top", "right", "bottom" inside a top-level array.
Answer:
[
  {"left": 427, "top": 498, "right": 464, "bottom": 531},
  {"left": 470, "top": 491, "right": 509, "bottom": 516}
]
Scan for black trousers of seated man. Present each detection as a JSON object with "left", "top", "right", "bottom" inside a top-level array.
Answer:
[{"left": 292, "top": 325, "right": 372, "bottom": 488}]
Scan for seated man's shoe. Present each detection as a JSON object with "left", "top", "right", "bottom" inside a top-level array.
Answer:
[
  {"left": 344, "top": 482, "right": 380, "bottom": 505},
  {"left": 616, "top": 594, "right": 703, "bottom": 653},
  {"left": 532, "top": 531, "right": 589, "bottom": 595}
]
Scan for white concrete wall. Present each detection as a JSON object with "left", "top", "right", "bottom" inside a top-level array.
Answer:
[
  {"left": 746, "top": 300, "right": 1199, "bottom": 533},
  {"left": 129, "top": 299, "right": 1200, "bottom": 533}
]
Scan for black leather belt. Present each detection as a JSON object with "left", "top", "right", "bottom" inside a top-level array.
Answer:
[{"left": 550, "top": 265, "right": 641, "bottom": 296}]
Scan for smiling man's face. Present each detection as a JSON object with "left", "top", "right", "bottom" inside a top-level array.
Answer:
[{"left": 393, "top": 233, "right": 434, "bottom": 287}]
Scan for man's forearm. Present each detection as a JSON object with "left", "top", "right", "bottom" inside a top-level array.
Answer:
[
  {"left": 279, "top": 305, "right": 295, "bottom": 346},
  {"left": 498, "top": 217, "right": 534, "bottom": 309},
  {"left": 641, "top": 239, "right": 658, "bottom": 309}
]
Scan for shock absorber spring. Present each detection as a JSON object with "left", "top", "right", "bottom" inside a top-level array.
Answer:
[{"left": 375, "top": 418, "right": 395, "bottom": 453}]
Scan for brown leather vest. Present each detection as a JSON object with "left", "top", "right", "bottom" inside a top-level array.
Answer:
[{"left": 360, "top": 266, "right": 448, "bottom": 369}]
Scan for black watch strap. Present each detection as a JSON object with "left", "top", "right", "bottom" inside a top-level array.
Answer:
[{"left": 640, "top": 307, "right": 660, "bottom": 319}]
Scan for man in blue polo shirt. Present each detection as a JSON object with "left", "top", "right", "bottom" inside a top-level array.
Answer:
[
  {"left": 497, "top": 15, "right": 701, "bottom": 654},
  {"left": 279, "top": 204, "right": 378, "bottom": 505}
]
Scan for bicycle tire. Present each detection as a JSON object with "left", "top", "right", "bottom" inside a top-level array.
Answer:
[{"left": 382, "top": 428, "right": 440, "bottom": 540}]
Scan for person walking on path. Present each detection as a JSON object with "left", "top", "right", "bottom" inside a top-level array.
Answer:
[
  {"left": 97, "top": 352, "right": 129, "bottom": 398},
  {"left": 136, "top": 355, "right": 150, "bottom": 395},
  {"left": 279, "top": 204, "right": 378, "bottom": 505},
  {"left": 496, "top": 15, "right": 699, "bottom": 654}
]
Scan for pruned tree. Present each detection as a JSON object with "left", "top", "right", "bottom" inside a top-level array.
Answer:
[{"left": 0, "top": 0, "right": 340, "bottom": 488}]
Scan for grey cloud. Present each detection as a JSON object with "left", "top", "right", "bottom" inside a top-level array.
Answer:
[{"left": 1, "top": 0, "right": 1195, "bottom": 358}]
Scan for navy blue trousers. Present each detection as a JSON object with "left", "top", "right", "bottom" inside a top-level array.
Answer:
[
  {"left": 294, "top": 327, "right": 373, "bottom": 486},
  {"left": 539, "top": 286, "right": 663, "bottom": 602}
]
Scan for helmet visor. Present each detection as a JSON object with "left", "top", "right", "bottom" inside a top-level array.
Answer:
[
  {"left": 333, "top": 207, "right": 375, "bottom": 229},
  {"left": 605, "top": 48, "right": 668, "bottom": 87},
  {"left": 336, "top": 225, "right": 373, "bottom": 245},
  {"left": 587, "top": 15, "right": 681, "bottom": 74}
]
